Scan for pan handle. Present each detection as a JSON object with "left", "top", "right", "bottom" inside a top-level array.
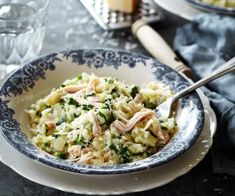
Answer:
[{"left": 132, "top": 20, "right": 192, "bottom": 77}]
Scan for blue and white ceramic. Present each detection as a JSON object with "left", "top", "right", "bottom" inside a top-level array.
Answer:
[
  {"left": 185, "top": 0, "right": 235, "bottom": 14},
  {"left": 0, "top": 49, "right": 204, "bottom": 175}
]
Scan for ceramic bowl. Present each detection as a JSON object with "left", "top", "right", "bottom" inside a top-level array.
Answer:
[
  {"left": 185, "top": 0, "right": 235, "bottom": 14},
  {"left": 0, "top": 49, "right": 204, "bottom": 174}
]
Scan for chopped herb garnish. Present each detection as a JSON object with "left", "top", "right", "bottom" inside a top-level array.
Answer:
[
  {"left": 76, "top": 136, "right": 88, "bottom": 147},
  {"left": 53, "top": 134, "right": 59, "bottom": 138},
  {"left": 101, "top": 106, "right": 108, "bottom": 110},
  {"left": 76, "top": 136, "right": 85, "bottom": 145},
  {"left": 109, "top": 144, "right": 131, "bottom": 163},
  {"left": 119, "top": 146, "right": 131, "bottom": 163},
  {"left": 84, "top": 92, "right": 96, "bottom": 98},
  {"left": 101, "top": 102, "right": 110, "bottom": 110},
  {"left": 56, "top": 117, "right": 66, "bottom": 126},
  {"left": 54, "top": 152, "right": 66, "bottom": 159},
  {"left": 82, "top": 104, "right": 94, "bottom": 111},
  {"left": 109, "top": 144, "right": 118, "bottom": 152},
  {"left": 36, "top": 111, "right": 41, "bottom": 117},
  {"left": 107, "top": 113, "right": 115, "bottom": 124},
  {"left": 131, "top": 86, "right": 139, "bottom": 98},
  {"left": 111, "top": 87, "right": 117, "bottom": 94},
  {"left": 77, "top": 74, "right": 82, "bottom": 80},
  {"left": 127, "top": 98, "right": 132, "bottom": 103},
  {"left": 61, "top": 84, "right": 66, "bottom": 87},
  {"left": 98, "top": 111, "right": 107, "bottom": 121},
  {"left": 108, "top": 79, "right": 114, "bottom": 84},
  {"left": 74, "top": 112, "right": 81, "bottom": 118},
  {"left": 105, "top": 102, "right": 111, "bottom": 109},
  {"left": 59, "top": 99, "right": 65, "bottom": 106},
  {"left": 144, "top": 101, "right": 157, "bottom": 110},
  {"left": 68, "top": 98, "right": 80, "bottom": 107},
  {"left": 105, "top": 98, "right": 112, "bottom": 102}
]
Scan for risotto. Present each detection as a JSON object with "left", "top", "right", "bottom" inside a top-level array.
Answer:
[{"left": 26, "top": 73, "right": 177, "bottom": 165}]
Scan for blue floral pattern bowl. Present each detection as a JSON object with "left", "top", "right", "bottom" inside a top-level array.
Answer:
[
  {"left": 185, "top": 0, "right": 235, "bottom": 14},
  {"left": 0, "top": 49, "right": 204, "bottom": 175}
]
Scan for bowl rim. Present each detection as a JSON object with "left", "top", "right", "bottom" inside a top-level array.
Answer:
[
  {"left": 0, "top": 48, "right": 205, "bottom": 175},
  {"left": 185, "top": 0, "right": 235, "bottom": 14}
]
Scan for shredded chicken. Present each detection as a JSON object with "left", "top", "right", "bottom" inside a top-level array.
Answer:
[
  {"left": 125, "top": 110, "right": 154, "bottom": 131},
  {"left": 148, "top": 116, "right": 161, "bottom": 137},
  {"left": 90, "top": 111, "right": 102, "bottom": 135},
  {"left": 45, "top": 119, "right": 56, "bottom": 135},
  {"left": 75, "top": 88, "right": 86, "bottom": 96},
  {"left": 134, "top": 94, "right": 144, "bottom": 104},
  {"left": 143, "top": 119, "right": 153, "bottom": 132},
  {"left": 74, "top": 96, "right": 102, "bottom": 107},
  {"left": 103, "top": 151, "right": 111, "bottom": 162},
  {"left": 161, "top": 131, "right": 170, "bottom": 144},
  {"left": 113, "top": 120, "right": 126, "bottom": 134},
  {"left": 86, "top": 77, "right": 100, "bottom": 93},
  {"left": 81, "top": 147, "right": 91, "bottom": 154},
  {"left": 77, "top": 151, "right": 92, "bottom": 164},
  {"left": 68, "top": 145, "right": 82, "bottom": 158},
  {"left": 112, "top": 111, "right": 128, "bottom": 123},
  {"left": 87, "top": 96, "right": 103, "bottom": 103},
  {"left": 68, "top": 146, "right": 92, "bottom": 161},
  {"left": 46, "top": 84, "right": 87, "bottom": 106},
  {"left": 63, "top": 84, "right": 87, "bottom": 93},
  {"left": 156, "top": 128, "right": 165, "bottom": 141},
  {"left": 113, "top": 110, "right": 154, "bottom": 133},
  {"left": 45, "top": 120, "right": 56, "bottom": 132}
]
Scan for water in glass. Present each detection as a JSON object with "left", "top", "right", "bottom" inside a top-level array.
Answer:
[{"left": 0, "top": 1, "right": 48, "bottom": 79}]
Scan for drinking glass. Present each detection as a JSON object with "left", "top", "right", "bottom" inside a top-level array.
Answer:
[{"left": 0, "top": 0, "right": 49, "bottom": 79}]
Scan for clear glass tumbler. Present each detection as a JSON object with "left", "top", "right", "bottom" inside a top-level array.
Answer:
[{"left": 0, "top": 0, "right": 49, "bottom": 79}]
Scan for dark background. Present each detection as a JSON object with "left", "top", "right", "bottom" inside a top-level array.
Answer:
[{"left": 1, "top": 1, "right": 235, "bottom": 195}]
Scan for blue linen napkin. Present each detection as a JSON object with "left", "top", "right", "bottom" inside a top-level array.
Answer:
[{"left": 174, "top": 14, "right": 235, "bottom": 176}]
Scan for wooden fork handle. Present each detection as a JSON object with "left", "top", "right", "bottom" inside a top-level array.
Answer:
[{"left": 132, "top": 20, "right": 192, "bottom": 78}]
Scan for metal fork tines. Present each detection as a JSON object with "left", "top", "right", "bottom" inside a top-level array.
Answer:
[{"left": 156, "top": 57, "right": 235, "bottom": 118}]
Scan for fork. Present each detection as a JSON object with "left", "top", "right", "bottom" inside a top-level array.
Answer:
[{"left": 156, "top": 57, "right": 235, "bottom": 118}]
